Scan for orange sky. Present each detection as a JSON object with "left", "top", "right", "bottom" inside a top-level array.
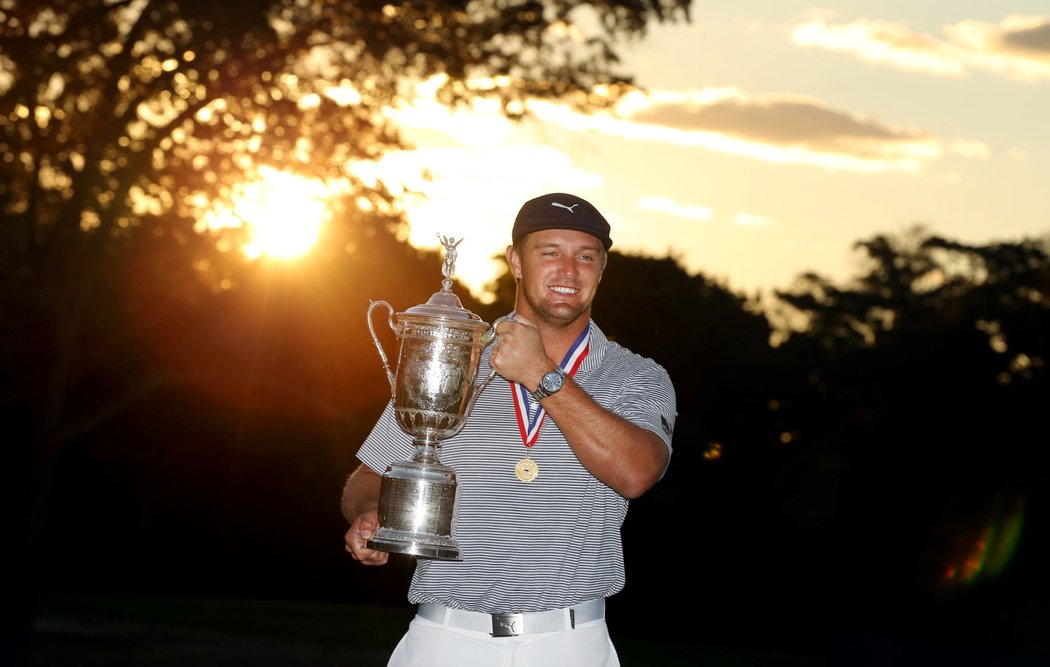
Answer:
[{"left": 358, "top": 3, "right": 1050, "bottom": 303}]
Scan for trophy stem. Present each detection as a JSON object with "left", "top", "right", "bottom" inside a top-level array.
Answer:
[{"left": 409, "top": 438, "right": 441, "bottom": 464}]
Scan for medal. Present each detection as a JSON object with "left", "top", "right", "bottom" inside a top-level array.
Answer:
[
  {"left": 509, "top": 323, "right": 590, "bottom": 483},
  {"left": 515, "top": 457, "right": 539, "bottom": 482}
]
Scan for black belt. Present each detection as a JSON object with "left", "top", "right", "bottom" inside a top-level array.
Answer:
[{"left": 416, "top": 598, "right": 605, "bottom": 637}]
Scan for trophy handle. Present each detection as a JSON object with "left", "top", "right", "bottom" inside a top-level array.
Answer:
[
  {"left": 479, "top": 313, "right": 513, "bottom": 347},
  {"left": 465, "top": 314, "right": 513, "bottom": 417},
  {"left": 367, "top": 299, "right": 397, "bottom": 394}
]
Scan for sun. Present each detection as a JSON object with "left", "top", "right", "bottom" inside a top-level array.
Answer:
[{"left": 203, "top": 167, "right": 330, "bottom": 260}]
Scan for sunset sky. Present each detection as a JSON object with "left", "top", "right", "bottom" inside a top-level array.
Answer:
[{"left": 356, "top": 2, "right": 1050, "bottom": 303}]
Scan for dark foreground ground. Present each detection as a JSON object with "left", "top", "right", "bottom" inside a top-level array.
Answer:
[
  {"left": 26, "top": 593, "right": 826, "bottom": 667},
  {"left": 25, "top": 593, "right": 1050, "bottom": 666}
]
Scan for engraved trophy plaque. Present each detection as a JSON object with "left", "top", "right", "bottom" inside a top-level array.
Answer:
[{"left": 366, "top": 235, "right": 496, "bottom": 560}]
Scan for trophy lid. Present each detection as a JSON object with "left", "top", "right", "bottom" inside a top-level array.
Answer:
[
  {"left": 404, "top": 284, "right": 483, "bottom": 321},
  {"left": 401, "top": 234, "right": 486, "bottom": 324}
]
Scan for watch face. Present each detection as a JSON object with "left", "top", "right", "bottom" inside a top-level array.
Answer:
[{"left": 542, "top": 370, "right": 564, "bottom": 393}]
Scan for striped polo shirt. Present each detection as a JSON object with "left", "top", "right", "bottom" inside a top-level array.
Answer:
[{"left": 356, "top": 319, "right": 677, "bottom": 614}]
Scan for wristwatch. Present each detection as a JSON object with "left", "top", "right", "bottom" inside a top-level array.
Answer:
[{"left": 530, "top": 367, "right": 567, "bottom": 401}]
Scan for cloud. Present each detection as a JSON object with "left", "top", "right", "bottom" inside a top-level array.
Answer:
[
  {"left": 791, "top": 12, "right": 1050, "bottom": 83},
  {"left": 947, "top": 15, "right": 1050, "bottom": 82},
  {"left": 530, "top": 87, "right": 947, "bottom": 173},
  {"left": 347, "top": 133, "right": 608, "bottom": 299},
  {"left": 379, "top": 74, "right": 969, "bottom": 176},
  {"left": 637, "top": 195, "right": 712, "bottom": 221},
  {"left": 733, "top": 212, "right": 771, "bottom": 227},
  {"left": 635, "top": 196, "right": 769, "bottom": 229}
]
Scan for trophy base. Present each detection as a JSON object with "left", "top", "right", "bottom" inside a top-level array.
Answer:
[
  {"left": 368, "top": 528, "right": 461, "bottom": 561},
  {"left": 371, "top": 454, "right": 461, "bottom": 561}
]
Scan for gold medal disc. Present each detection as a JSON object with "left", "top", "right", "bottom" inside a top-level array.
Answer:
[{"left": 515, "top": 458, "right": 539, "bottom": 482}]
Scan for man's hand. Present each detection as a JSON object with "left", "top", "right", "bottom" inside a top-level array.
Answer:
[
  {"left": 344, "top": 511, "right": 389, "bottom": 566},
  {"left": 489, "top": 316, "right": 553, "bottom": 389}
]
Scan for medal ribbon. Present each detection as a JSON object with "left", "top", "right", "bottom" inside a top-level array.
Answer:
[{"left": 511, "top": 323, "right": 590, "bottom": 447}]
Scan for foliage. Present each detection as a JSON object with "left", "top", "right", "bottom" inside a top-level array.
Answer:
[
  {"left": 1, "top": 0, "right": 694, "bottom": 429},
  {"left": 0, "top": 1, "right": 694, "bottom": 660},
  {"left": 768, "top": 227, "right": 1050, "bottom": 631},
  {"left": 0, "top": 0, "right": 695, "bottom": 500}
]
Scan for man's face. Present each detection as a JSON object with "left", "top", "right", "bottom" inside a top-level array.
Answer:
[{"left": 507, "top": 228, "right": 606, "bottom": 327}]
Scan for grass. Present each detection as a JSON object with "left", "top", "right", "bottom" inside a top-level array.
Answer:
[{"left": 30, "top": 593, "right": 825, "bottom": 666}]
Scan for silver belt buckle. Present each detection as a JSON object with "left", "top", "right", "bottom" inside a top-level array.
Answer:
[{"left": 491, "top": 612, "right": 524, "bottom": 637}]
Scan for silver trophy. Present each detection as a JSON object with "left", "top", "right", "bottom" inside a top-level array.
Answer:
[{"left": 366, "top": 235, "right": 496, "bottom": 560}]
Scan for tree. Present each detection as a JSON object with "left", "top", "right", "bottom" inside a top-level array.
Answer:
[
  {"left": 770, "top": 228, "right": 1050, "bottom": 645},
  {"left": 0, "top": 0, "right": 694, "bottom": 659}
]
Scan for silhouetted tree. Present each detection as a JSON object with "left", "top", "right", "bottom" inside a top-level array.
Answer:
[
  {"left": 0, "top": 1, "right": 694, "bottom": 660},
  {"left": 771, "top": 227, "right": 1050, "bottom": 647},
  {"left": 37, "top": 212, "right": 471, "bottom": 610}
]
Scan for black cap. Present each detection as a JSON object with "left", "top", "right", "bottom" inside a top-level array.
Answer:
[{"left": 512, "top": 193, "right": 613, "bottom": 250}]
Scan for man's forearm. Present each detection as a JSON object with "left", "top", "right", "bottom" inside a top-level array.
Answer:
[{"left": 342, "top": 464, "right": 382, "bottom": 523}]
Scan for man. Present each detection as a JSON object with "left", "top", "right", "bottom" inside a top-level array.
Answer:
[{"left": 343, "top": 192, "right": 677, "bottom": 666}]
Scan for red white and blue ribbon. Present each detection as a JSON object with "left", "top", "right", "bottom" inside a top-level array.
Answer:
[{"left": 511, "top": 323, "right": 590, "bottom": 447}]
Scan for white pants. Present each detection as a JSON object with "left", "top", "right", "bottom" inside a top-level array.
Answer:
[{"left": 387, "top": 613, "right": 622, "bottom": 667}]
